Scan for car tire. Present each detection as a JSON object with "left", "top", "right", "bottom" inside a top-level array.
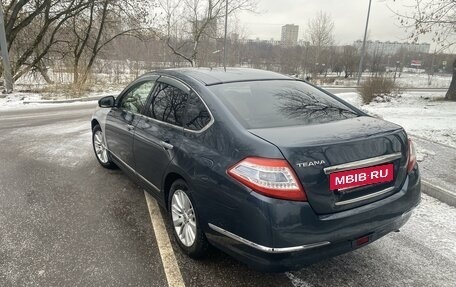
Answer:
[
  {"left": 168, "top": 179, "right": 209, "bottom": 259},
  {"left": 92, "top": 124, "right": 117, "bottom": 169}
]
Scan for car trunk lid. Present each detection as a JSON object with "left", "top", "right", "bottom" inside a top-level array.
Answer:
[{"left": 249, "top": 116, "right": 408, "bottom": 214}]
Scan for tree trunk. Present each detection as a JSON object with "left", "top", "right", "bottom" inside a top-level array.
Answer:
[
  {"left": 445, "top": 58, "right": 456, "bottom": 101},
  {"left": 36, "top": 64, "right": 54, "bottom": 84},
  {"left": 73, "top": 58, "right": 80, "bottom": 85}
]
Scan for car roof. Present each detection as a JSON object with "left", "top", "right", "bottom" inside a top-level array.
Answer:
[{"left": 149, "top": 67, "right": 293, "bottom": 86}]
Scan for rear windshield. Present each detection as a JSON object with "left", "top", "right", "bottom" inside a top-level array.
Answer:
[{"left": 209, "top": 80, "right": 359, "bottom": 129}]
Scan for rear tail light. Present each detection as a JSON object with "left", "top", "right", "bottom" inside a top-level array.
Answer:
[
  {"left": 407, "top": 139, "right": 417, "bottom": 173},
  {"left": 227, "top": 157, "right": 307, "bottom": 201}
]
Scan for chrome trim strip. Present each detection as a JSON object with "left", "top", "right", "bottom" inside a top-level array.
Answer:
[
  {"left": 208, "top": 223, "right": 330, "bottom": 253},
  {"left": 159, "top": 76, "right": 191, "bottom": 93},
  {"left": 334, "top": 186, "right": 395, "bottom": 206},
  {"left": 323, "top": 152, "right": 402, "bottom": 175},
  {"left": 136, "top": 108, "right": 214, "bottom": 134},
  {"left": 109, "top": 151, "right": 160, "bottom": 192},
  {"left": 137, "top": 114, "right": 184, "bottom": 131},
  {"left": 136, "top": 170, "right": 161, "bottom": 193}
]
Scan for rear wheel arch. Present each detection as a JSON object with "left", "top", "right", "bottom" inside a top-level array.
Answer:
[
  {"left": 163, "top": 172, "right": 185, "bottom": 210},
  {"left": 91, "top": 123, "right": 117, "bottom": 169},
  {"left": 91, "top": 119, "right": 100, "bottom": 130}
]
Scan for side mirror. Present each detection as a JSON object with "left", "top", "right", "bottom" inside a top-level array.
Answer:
[{"left": 98, "top": 96, "right": 115, "bottom": 108}]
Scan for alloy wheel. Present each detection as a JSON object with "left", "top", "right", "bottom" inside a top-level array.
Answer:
[
  {"left": 93, "top": 130, "right": 108, "bottom": 164},
  {"left": 171, "top": 190, "right": 197, "bottom": 247}
]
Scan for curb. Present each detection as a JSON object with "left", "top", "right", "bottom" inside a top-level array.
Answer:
[
  {"left": 411, "top": 134, "right": 456, "bottom": 150},
  {"left": 421, "top": 180, "right": 456, "bottom": 207},
  {"left": 23, "top": 95, "right": 105, "bottom": 104}
]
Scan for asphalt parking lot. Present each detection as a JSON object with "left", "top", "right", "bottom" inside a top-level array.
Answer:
[{"left": 1, "top": 102, "right": 455, "bottom": 287}]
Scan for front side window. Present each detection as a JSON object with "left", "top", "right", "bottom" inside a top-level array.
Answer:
[
  {"left": 184, "top": 92, "right": 211, "bottom": 131},
  {"left": 119, "top": 81, "right": 155, "bottom": 113},
  {"left": 209, "top": 80, "right": 359, "bottom": 129},
  {"left": 148, "top": 82, "right": 188, "bottom": 126}
]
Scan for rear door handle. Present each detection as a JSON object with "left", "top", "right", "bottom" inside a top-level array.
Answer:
[
  {"left": 160, "top": 141, "right": 174, "bottom": 150},
  {"left": 126, "top": 124, "right": 135, "bottom": 131}
]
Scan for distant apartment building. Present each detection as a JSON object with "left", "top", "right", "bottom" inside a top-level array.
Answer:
[
  {"left": 353, "top": 40, "right": 431, "bottom": 55},
  {"left": 281, "top": 24, "right": 299, "bottom": 46}
]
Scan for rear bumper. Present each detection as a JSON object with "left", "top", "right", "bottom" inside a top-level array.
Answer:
[{"left": 205, "top": 167, "right": 421, "bottom": 272}]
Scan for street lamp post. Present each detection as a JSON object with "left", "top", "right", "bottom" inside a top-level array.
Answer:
[
  {"left": 223, "top": 0, "right": 228, "bottom": 71},
  {"left": 0, "top": 1, "right": 13, "bottom": 93},
  {"left": 357, "top": 0, "right": 372, "bottom": 86}
]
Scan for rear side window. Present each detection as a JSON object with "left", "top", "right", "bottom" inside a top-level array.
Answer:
[
  {"left": 184, "top": 92, "right": 211, "bottom": 131},
  {"left": 148, "top": 83, "right": 187, "bottom": 126},
  {"left": 209, "top": 80, "right": 359, "bottom": 129}
]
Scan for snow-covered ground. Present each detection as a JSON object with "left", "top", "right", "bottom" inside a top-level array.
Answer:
[
  {"left": 336, "top": 92, "right": 456, "bottom": 148},
  {"left": 0, "top": 91, "right": 119, "bottom": 111},
  {"left": 396, "top": 73, "right": 452, "bottom": 89},
  {"left": 316, "top": 72, "right": 452, "bottom": 89},
  {"left": 0, "top": 92, "right": 42, "bottom": 110},
  {"left": 10, "top": 120, "right": 92, "bottom": 168}
]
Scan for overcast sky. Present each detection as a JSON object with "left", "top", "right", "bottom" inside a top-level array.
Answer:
[{"left": 237, "top": 0, "right": 430, "bottom": 45}]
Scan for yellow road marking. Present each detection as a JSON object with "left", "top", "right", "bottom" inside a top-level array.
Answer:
[{"left": 145, "top": 192, "right": 186, "bottom": 287}]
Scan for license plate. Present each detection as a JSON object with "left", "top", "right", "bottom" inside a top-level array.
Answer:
[{"left": 329, "top": 163, "right": 394, "bottom": 190}]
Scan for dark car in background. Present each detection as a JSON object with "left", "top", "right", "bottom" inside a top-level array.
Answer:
[{"left": 91, "top": 68, "right": 421, "bottom": 271}]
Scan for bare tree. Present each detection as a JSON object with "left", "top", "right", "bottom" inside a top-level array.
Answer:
[
  {"left": 341, "top": 45, "right": 358, "bottom": 78},
  {"left": 3, "top": 0, "right": 91, "bottom": 82},
  {"left": 370, "top": 47, "right": 385, "bottom": 76},
  {"left": 279, "top": 46, "right": 301, "bottom": 75},
  {"left": 394, "top": 0, "right": 456, "bottom": 100},
  {"left": 2, "top": 0, "right": 152, "bottom": 85},
  {"left": 305, "top": 11, "right": 335, "bottom": 71},
  {"left": 277, "top": 88, "right": 355, "bottom": 122},
  {"left": 68, "top": 0, "right": 152, "bottom": 86},
  {"left": 156, "top": 0, "right": 255, "bottom": 67}
]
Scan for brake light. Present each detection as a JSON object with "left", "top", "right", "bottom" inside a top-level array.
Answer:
[
  {"left": 227, "top": 157, "right": 307, "bottom": 201},
  {"left": 407, "top": 139, "right": 417, "bottom": 173}
]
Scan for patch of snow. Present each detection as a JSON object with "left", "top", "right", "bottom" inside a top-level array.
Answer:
[
  {"left": 396, "top": 73, "right": 452, "bottom": 89},
  {"left": 0, "top": 92, "right": 44, "bottom": 110},
  {"left": 402, "top": 194, "right": 456, "bottom": 262},
  {"left": 336, "top": 92, "right": 456, "bottom": 148},
  {"left": 415, "top": 146, "right": 436, "bottom": 162},
  {"left": 0, "top": 91, "right": 119, "bottom": 111},
  {"left": 12, "top": 121, "right": 92, "bottom": 168},
  {"left": 319, "top": 72, "right": 452, "bottom": 88},
  {"left": 338, "top": 92, "right": 362, "bottom": 106},
  {"left": 286, "top": 272, "right": 313, "bottom": 287}
]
